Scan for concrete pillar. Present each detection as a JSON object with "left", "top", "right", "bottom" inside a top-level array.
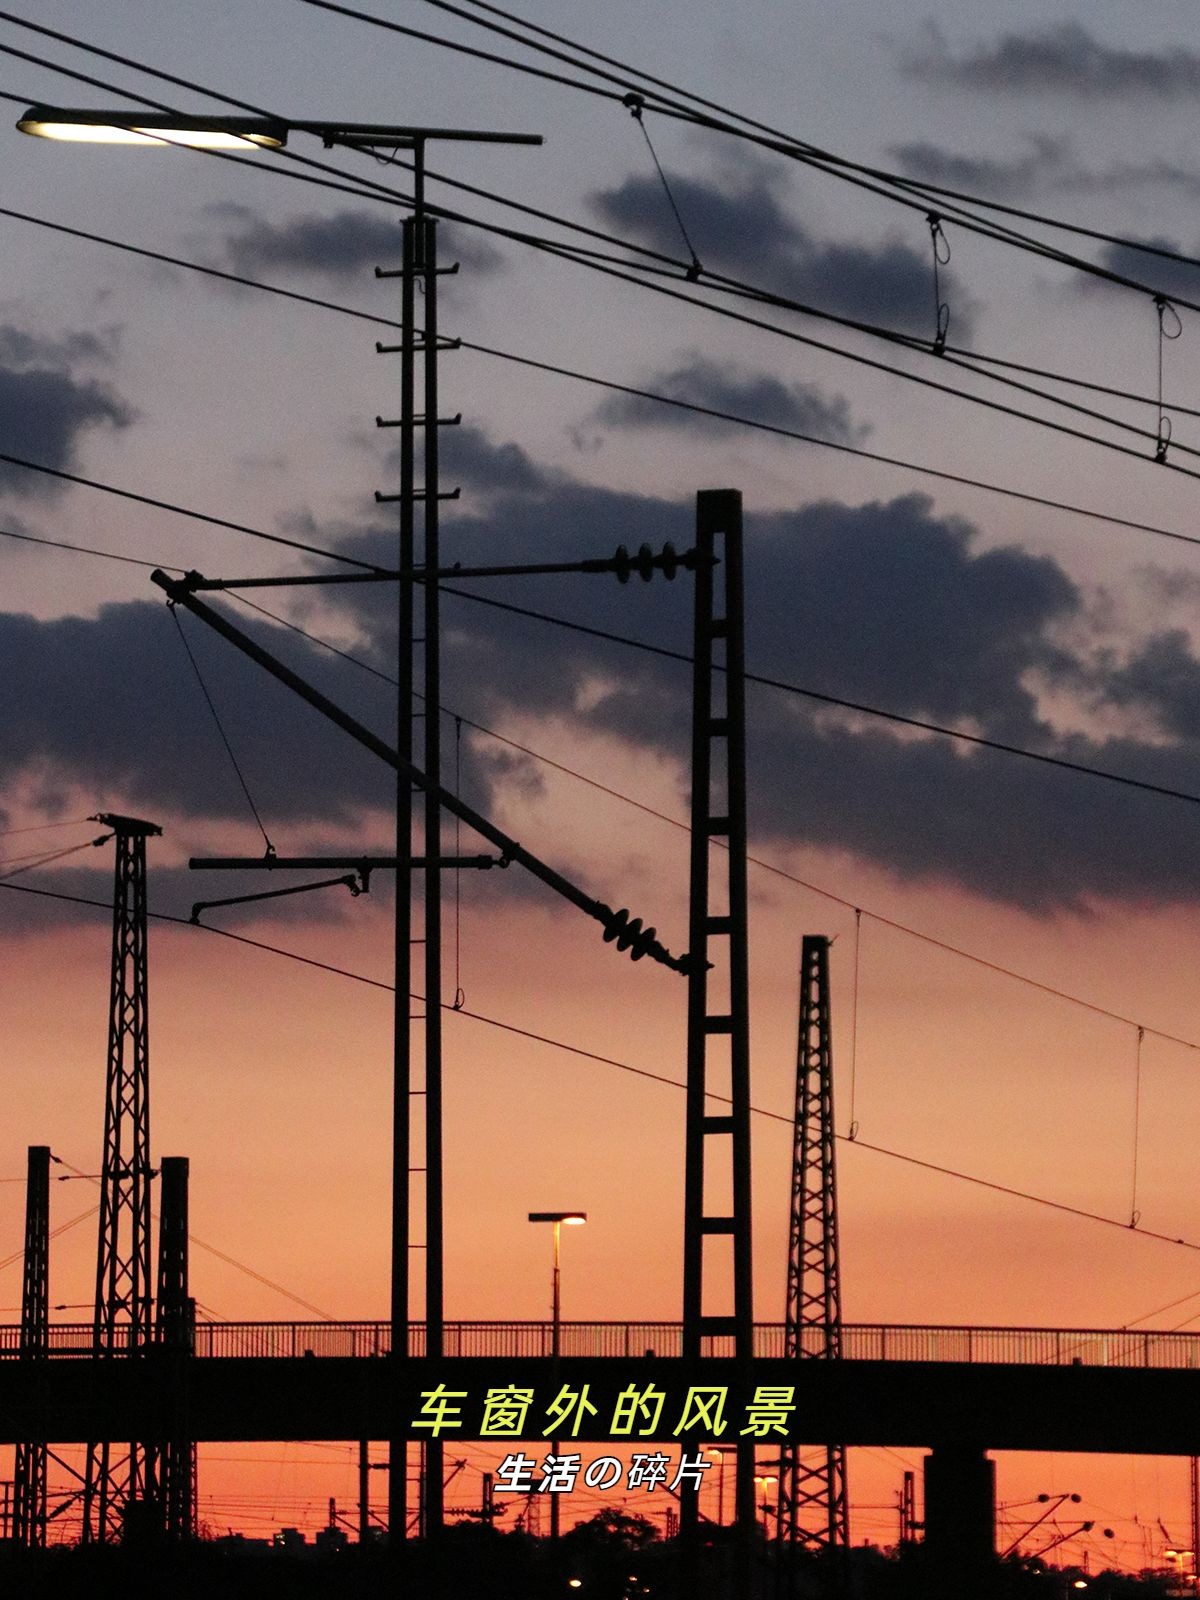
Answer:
[{"left": 923, "top": 1444, "right": 996, "bottom": 1597}]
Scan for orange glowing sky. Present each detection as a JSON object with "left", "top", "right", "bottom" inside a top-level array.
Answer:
[{"left": 5, "top": 0, "right": 1200, "bottom": 1573}]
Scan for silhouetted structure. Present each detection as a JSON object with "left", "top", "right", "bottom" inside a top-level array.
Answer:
[
  {"left": 83, "top": 814, "right": 160, "bottom": 1544},
  {"left": 12, "top": 1143, "right": 49, "bottom": 1547},
  {"left": 681, "top": 489, "right": 757, "bottom": 1579},
  {"left": 778, "top": 935, "right": 849, "bottom": 1563},
  {"left": 153, "top": 1155, "right": 196, "bottom": 1539}
]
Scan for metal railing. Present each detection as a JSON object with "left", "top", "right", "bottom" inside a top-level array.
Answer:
[{"left": 0, "top": 1321, "right": 1197, "bottom": 1367}]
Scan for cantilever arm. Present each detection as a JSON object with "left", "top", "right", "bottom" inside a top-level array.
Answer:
[{"left": 151, "top": 570, "right": 696, "bottom": 975}]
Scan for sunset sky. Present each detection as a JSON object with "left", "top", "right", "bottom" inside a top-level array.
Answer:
[{"left": 5, "top": 0, "right": 1200, "bottom": 1567}]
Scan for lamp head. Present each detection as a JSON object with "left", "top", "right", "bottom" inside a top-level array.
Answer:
[
  {"left": 528, "top": 1211, "right": 587, "bottom": 1225},
  {"left": 17, "top": 105, "right": 287, "bottom": 149}
]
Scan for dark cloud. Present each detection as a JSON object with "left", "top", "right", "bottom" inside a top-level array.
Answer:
[
  {"left": 887, "top": 136, "right": 1069, "bottom": 199},
  {"left": 208, "top": 204, "right": 504, "bottom": 279},
  {"left": 0, "top": 599, "right": 394, "bottom": 828},
  {"left": 901, "top": 22, "right": 1200, "bottom": 98},
  {"left": 0, "top": 325, "right": 121, "bottom": 367},
  {"left": 592, "top": 355, "right": 868, "bottom": 444},
  {"left": 316, "top": 434, "right": 1200, "bottom": 912},
  {"left": 889, "top": 137, "right": 1200, "bottom": 205},
  {"left": 14, "top": 430, "right": 1200, "bottom": 916},
  {"left": 1078, "top": 237, "right": 1200, "bottom": 302},
  {"left": 590, "top": 161, "right": 977, "bottom": 341},
  {"left": 0, "top": 325, "right": 131, "bottom": 499}
]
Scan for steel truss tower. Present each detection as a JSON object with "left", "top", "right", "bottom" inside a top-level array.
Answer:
[
  {"left": 778, "top": 935, "right": 849, "bottom": 1564},
  {"left": 83, "top": 813, "right": 161, "bottom": 1544},
  {"left": 13, "top": 1144, "right": 50, "bottom": 1547},
  {"left": 681, "top": 490, "right": 757, "bottom": 1574},
  {"left": 153, "top": 1156, "right": 196, "bottom": 1539}
]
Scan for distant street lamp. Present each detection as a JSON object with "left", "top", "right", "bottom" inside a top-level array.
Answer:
[
  {"left": 708, "top": 1445, "right": 736, "bottom": 1527},
  {"left": 754, "top": 1474, "right": 776, "bottom": 1539},
  {"left": 529, "top": 1211, "right": 587, "bottom": 1543}
]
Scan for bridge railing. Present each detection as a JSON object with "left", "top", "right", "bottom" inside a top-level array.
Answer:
[{"left": 1, "top": 1322, "right": 1198, "bottom": 1366}]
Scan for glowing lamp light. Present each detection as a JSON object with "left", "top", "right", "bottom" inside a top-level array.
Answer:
[
  {"left": 17, "top": 105, "right": 286, "bottom": 149},
  {"left": 528, "top": 1211, "right": 587, "bottom": 1226}
]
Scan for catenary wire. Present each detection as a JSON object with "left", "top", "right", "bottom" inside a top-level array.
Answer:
[
  {"left": 3, "top": 875, "right": 1200, "bottom": 1256},
  {"left": 51, "top": 1156, "right": 338, "bottom": 1320},
  {"left": 413, "top": 0, "right": 1200, "bottom": 288},
  {"left": 12, "top": 34, "right": 1200, "bottom": 484},
  {"left": 0, "top": 817, "right": 92, "bottom": 839},
  {"left": 5, "top": 199, "right": 1200, "bottom": 555},
  {"left": 170, "top": 608, "right": 275, "bottom": 854},
  {"left": 0, "top": 450, "right": 374, "bottom": 570},
  {"left": 438, "top": 584, "right": 1200, "bottom": 814},
  {"left": 302, "top": 0, "right": 1200, "bottom": 317}
]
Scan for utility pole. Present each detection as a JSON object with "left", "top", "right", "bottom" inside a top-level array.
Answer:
[
  {"left": 777, "top": 934, "right": 849, "bottom": 1588},
  {"left": 154, "top": 1156, "right": 195, "bottom": 1539},
  {"left": 681, "top": 489, "right": 756, "bottom": 1593},
  {"left": 380, "top": 140, "right": 456, "bottom": 1547},
  {"left": 899, "top": 1469, "right": 917, "bottom": 1547},
  {"left": 13, "top": 1144, "right": 49, "bottom": 1547},
  {"left": 83, "top": 814, "right": 160, "bottom": 1544}
]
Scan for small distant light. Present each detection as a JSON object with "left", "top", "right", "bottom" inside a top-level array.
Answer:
[
  {"left": 1073, "top": 1583, "right": 1088, "bottom": 1591},
  {"left": 568, "top": 1582, "right": 583, "bottom": 1591}
]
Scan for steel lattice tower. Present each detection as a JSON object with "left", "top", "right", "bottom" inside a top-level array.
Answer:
[
  {"left": 13, "top": 1144, "right": 50, "bottom": 1547},
  {"left": 154, "top": 1156, "right": 196, "bottom": 1539},
  {"left": 778, "top": 935, "right": 849, "bottom": 1562},
  {"left": 82, "top": 813, "right": 161, "bottom": 1544}
]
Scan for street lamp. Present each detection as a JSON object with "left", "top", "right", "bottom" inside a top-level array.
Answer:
[
  {"left": 529, "top": 1211, "right": 587, "bottom": 1544},
  {"left": 528, "top": 1213, "right": 588, "bottom": 1361},
  {"left": 754, "top": 1474, "right": 777, "bottom": 1539},
  {"left": 20, "top": 100, "right": 541, "bottom": 1556},
  {"left": 708, "top": 1445, "right": 736, "bottom": 1527}
]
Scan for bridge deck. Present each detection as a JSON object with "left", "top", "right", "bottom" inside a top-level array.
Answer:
[{"left": 5, "top": 1320, "right": 1195, "bottom": 1366}]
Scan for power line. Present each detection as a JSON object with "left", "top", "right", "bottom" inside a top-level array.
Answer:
[
  {"left": 0, "top": 817, "right": 92, "bottom": 840},
  {"left": 437, "top": 583, "right": 1200, "bottom": 815},
  {"left": 0, "top": 451, "right": 372, "bottom": 570},
  {"left": 51, "top": 1155, "right": 339, "bottom": 1321},
  {"left": 12, "top": 30, "right": 1200, "bottom": 489},
  {"left": 3, "top": 874, "right": 1200, "bottom": 1256},
  {"left": 410, "top": 0, "right": 1200, "bottom": 301},
  {"left": 6, "top": 199, "right": 1200, "bottom": 555}
]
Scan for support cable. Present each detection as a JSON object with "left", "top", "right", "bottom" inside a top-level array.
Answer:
[
  {"left": 0, "top": 834, "right": 111, "bottom": 882},
  {"left": 848, "top": 908, "right": 861, "bottom": 1140},
  {"left": 1155, "top": 297, "right": 1182, "bottom": 465},
  {"left": 4, "top": 876, "right": 1200, "bottom": 1253},
  {"left": 0, "top": 818, "right": 92, "bottom": 839},
  {"left": 169, "top": 607, "right": 275, "bottom": 856},
  {"left": 1130, "top": 1026, "right": 1144, "bottom": 1228},
  {"left": 624, "top": 92, "right": 701, "bottom": 279},
  {"left": 927, "top": 213, "right": 950, "bottom": 355},
  {"left": 453, "top": 716, "right": 465, "bottom": 1009}
]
